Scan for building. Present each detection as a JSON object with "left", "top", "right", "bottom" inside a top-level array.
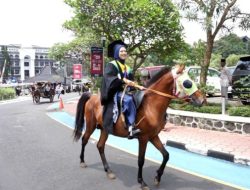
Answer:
[{"left": 0, "top": 44, "right": 59, "bottom": 82}]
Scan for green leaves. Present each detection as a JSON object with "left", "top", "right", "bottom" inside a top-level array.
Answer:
[{"left": 63, "top": 0, "right": 184, "bottom": 71}]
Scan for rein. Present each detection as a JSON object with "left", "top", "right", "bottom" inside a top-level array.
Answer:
[
  {"left": 132, "top": 83, "right": 189, "bottom": 102},
  {"left": 121, "top": 80, "right": 191, "bottom": 126}
]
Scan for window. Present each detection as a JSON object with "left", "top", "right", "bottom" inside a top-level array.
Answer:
[
  {"left": 35, "top": 69, "right": 40, "bottom": 74},
  {"left": 40, "top": 61, "right": 44, "bottom": 67},
  {"left": 236, "top": 61, "right": 250, "bottom": 71},
  {"left": 14, "top": 69, "right": 20, "bottom": 75},
  {"left": 24, "top": 62, "right": 29, "bottom": 66},
  {"left": 208, "top": 69, "right": 220, "bottom": 77},
  {"left": 188, "top": 68, "right": 200, "bottom": 75},
  {"left": 24, "top": 55, "right": 30, "bottom": 60},
  {"left": 15, "top": 61, "right": 19, "bottom": 66},
  {"left": 24, "top": 70, "right": 29, "bottom": 78}
]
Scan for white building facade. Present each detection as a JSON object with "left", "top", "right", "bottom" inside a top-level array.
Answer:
[{"left": 0, "top": 44, "right": 58, "bottom": 82}]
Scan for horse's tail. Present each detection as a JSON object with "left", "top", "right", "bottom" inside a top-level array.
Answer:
[{"left": 73, "top": 92, "right": 91, "bottom": 142}]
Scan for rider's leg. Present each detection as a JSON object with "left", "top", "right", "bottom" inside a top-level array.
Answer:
[{"left": 122, "top": 94, "right": 140, "bottom": 139}]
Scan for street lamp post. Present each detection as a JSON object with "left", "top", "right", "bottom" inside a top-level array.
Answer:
[{"left": 101, "top": 36, "right": 106, "bottom": 77}]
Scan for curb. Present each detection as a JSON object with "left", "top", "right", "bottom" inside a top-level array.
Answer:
[{"left": 166, "top": 140, "right": 235, "bottom": 163}]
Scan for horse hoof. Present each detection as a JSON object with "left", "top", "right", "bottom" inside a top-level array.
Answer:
[
  {"left": 107, "top": 172, "right": 116, "bottom": 180},
  {"left": 141, "top": 186, "right": 150, "bottom": 190},
  {"left": 80, "top": 162, "right": 87, "bottom": 168},
  {"left": 154, "top": 178, "right": 160, "bottom": 186}
]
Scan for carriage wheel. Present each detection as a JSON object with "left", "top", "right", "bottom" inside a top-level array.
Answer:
[{"left": 34, "top": 95, "right": 40, "bottom": 104}]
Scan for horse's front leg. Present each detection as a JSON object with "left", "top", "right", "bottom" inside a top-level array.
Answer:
[
  {"left": 150, "top": 135, "right": 169, "bottom": 186},
  {"left": 138, "top": 138, "right": 150, "bottom": 190},
  {"left": 97, "top": 129, "right": 116, "bottom": 179}
]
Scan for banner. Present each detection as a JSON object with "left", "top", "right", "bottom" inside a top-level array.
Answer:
[
  {"left": 73, "top": 64, "right": 82, "bottom": 79},
  {"left": 90, "top": 47, "right": 103, "bottom": 76}
]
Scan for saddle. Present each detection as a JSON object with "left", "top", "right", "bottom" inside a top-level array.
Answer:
[
  {"left": 114, "top": 90, "right": 145, "bottom": 126},
  {"left": 133, "top": 90, "right": 145, "bottom": 109}
]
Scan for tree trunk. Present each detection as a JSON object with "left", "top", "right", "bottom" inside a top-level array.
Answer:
[
  {"left": 200, "top": 33, "right": 214, "bottom": 87},
  {"left": 0, "top": 59, "right": 6, "bottom": 83}
]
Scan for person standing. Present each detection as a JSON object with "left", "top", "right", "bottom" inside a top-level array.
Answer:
[
  {"left": 100, "top": 40, "right": 142, "bottom": 139},
  {"left": 220, "top": 58, "right": 232, "bottom": 100},
  {"left": 220, "top": 58, "right": 232, "bottom": 114},
  {"left": 55, "top": 83, "right": 63, "bottom": 99}
]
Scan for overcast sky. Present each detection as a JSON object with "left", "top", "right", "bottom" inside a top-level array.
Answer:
[
  {"left": 0, "top": 0, "right": 249, "bottom": 47},
  {"left": 0, "top": 0, "right": 74, "bottom": 47}
]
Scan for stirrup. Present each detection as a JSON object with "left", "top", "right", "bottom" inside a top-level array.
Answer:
[{"left": 128, "top": 127, "right": 141, "bottom": 139}]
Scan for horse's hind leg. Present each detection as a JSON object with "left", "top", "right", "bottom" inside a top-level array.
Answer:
[
  {"left": 150, "top": 135, "right": 169, "bottom": 186},
  {"left": 79, "top": 123, "right": 96, "bottom": 168},
  {"left": 97, "top": 129, "right": 116, "bottom": 179}
]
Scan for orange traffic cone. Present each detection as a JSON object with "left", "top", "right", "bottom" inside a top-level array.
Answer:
[{"left": 59, "top": 97, "right": 64, "bottom": 110}]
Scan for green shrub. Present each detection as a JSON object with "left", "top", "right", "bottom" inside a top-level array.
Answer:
[
  {"left": 0, "top": 87, "right": 15, "bottom": 100},
  {"left": 228, "top": 106, "right": 250, "bottom": 117},
  {"left": 182, "top": 105, "right": 221, "bottom": 114},
  {"left": 170, "top": 101, "right": 222, "bottom": 114},
  {"left": 169, "top": 100, "right": 249, "bottom": 117}
]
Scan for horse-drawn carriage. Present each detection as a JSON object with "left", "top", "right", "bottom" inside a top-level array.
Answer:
[{"left": 31, "top": 81, "right": 55, "bottom": 104}]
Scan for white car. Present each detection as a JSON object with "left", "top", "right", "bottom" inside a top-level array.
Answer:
[
  {"left": 71, "top": 78, "right": 92, "bottom": 92},
  {"left": 185, "top": 66, "right": 221, "bottom": 96}
]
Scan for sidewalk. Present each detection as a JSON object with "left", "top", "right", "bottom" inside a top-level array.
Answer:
[
  {"left": 0, "top": 95, "right": 31, "bottom": 105},
  {"left": 58, "top": 98, "right": 250, "bottom": 166}
]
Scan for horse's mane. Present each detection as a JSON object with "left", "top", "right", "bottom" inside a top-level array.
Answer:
[{"left": 146, "top": 66, "right": 171, "bottom": 87}]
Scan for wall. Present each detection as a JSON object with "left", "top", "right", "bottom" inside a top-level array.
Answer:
[{"left": 167, "top": 109, "right": 250, "bottom": 135}]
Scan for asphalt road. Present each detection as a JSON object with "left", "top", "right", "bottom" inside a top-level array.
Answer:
[{"left": 0, "top": 93, "right": 236, "bottom": 190}]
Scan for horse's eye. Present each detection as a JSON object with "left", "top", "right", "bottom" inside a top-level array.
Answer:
[{"left": 183, "top": 80, "right": 193, "bottom": 89}]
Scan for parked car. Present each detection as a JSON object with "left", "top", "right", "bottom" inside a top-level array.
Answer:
[
  {"left": 137, "top": 65, "right": 165, "bottom": 85},
  {"left": 231, "top": 56, "right": 250, "bottom": 105},
  {"left": 185, "top": 66, "right": 221, "bottom": 96},
  {"left": 137, "top": 65, "right": 221, "bottom": 96},
  {"left": 71, "top": 78, "right": 92, "bottom": 92}
]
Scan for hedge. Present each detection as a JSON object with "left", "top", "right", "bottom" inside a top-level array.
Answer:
[
  {"left": 170, "top": 100, "right": 250, "bottom": 117},
  {"left": 0, "top": 87, "right": 16, "bottom": 100}
]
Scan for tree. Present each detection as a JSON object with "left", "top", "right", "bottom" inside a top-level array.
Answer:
[
  {"left": 175, "top": 0, "right": 250, "bottom": 87},
  {"left": 49, "top": 33, "right": 100, "bottom": 76},
  {"left": 213, "top": 33, "right": 248, "bottom": 57},
  {"left": 0, "top": 46, "right": 11, "bottom": 83},
  {"left": 63, "top": 0, "right": 184, "bottom": 73},
  {"left": 190, "top": 40, "right": 206, "bottom": 66}
]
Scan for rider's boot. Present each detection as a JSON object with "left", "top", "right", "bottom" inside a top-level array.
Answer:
[{"left": 128, "top": 125, "right": 141, "bottom": 139}]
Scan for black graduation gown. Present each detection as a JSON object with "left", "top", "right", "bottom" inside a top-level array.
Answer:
[{"left": 100, "top": 61, "right": 133, "bottom": 134}]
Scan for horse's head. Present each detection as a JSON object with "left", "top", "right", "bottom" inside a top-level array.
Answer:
[{"left": 172, "top": 64, "right": 205, "bottom": 106}]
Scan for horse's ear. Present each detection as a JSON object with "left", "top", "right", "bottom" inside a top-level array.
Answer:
[{"left": 176, "top": 64, "right": 185, "bottom": 74}]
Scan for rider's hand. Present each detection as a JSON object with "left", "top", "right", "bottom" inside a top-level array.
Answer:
[
  {"left": 123, "top": 78, "right": 135, "bottom": 86},
  {"left": 137, "top": 85, "right": 146, "bottom": 91}
]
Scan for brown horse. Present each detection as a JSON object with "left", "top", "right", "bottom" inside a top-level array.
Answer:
[{"left": 73, "top": 65, "right": 204, "bottom": 190}]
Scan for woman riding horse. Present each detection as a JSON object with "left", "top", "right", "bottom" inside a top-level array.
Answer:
[{"left": 73, "top": 63, "right": 204, "bottom": 190}]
